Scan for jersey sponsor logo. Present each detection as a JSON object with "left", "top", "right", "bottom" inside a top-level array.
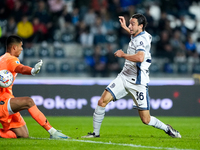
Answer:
[{"left": 16, "top": 61, "right": 20, "bottom": 64}]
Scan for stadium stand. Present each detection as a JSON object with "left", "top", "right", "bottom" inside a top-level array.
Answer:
[
  {"left": 0, "top": 0, "right": 200, "bottom": 77},
  {"left": 60, "top": 62, "right": 71, "bottom": 73},
  {"left": 45, "top": 62, "right": 57, "bottom": 73},
  {"left": 23, "top": 47, "right": 35, "bottom": 58}
]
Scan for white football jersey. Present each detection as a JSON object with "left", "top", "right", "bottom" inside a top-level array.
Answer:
[{"left": 120, "top": 31, "right": 152, "bottom": 86}]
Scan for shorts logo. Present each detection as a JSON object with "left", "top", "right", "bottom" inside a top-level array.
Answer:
[
  {"left": 0, "top": 101, "right": 5, "bottom": 105},
  {"left": 110, "top": 83, "right": 115, "bottom": 88},
  {"left": 140, "top": 41, "right": 143, "bottom": 45}
]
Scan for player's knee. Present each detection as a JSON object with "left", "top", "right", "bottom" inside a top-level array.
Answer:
[
  {"left": 141, "top": 117, "right": 150, "bottom": 125},
  {"left": 17, "top": 133, "right": 29, "bottom": 138},
  {"left": 26, "top": 97, "right": 35, "bottom": 108}
]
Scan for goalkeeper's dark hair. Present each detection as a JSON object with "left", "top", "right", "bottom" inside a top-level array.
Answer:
[
  {"left": 131, "top": 13, "right": 147, "bottom": 31},
  {"left": 6, "top": 35, "right": 23, "bottom": 51}
]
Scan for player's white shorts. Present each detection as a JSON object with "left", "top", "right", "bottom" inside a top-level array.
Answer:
[{"left": 106, "top": 74, "right": 150, "bottom": 110}]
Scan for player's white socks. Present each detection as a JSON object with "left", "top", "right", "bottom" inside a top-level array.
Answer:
[
  {"left": 48, "top": 127, "right": 57, "bottom": 135},
  {"left": 93, "top": 105, "right": 105, "bottom": 135},
  {"left": 148, "top": 116, "right": 168, "bottom": 132}
]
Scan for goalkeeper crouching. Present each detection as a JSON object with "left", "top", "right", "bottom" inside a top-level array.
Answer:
[{"left": 0, "top": 35, "right": 70, "bottom": 139}]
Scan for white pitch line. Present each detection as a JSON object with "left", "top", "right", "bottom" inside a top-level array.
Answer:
[{"left": 30, "top": 137, "right": 195, "bottom": 150}]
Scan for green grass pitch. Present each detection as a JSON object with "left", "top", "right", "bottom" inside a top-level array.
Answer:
[{"left": 0, "top": 116, "right": 199, "bottom": 150}]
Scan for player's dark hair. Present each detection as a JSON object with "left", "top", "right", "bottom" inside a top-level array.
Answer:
[
  {"left": 6, "top": 35, "right": 22, "bottom": 51},
  {"left": 131, "top": 13, "right": 147, "bottom": 31}
]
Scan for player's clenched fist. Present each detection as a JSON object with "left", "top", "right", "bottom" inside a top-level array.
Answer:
[
  {"left": 31, "top": 60, "right": 43, "bottom": 76},
  {"left": 114, "top": 49, "right": 125, "bottom": 58}
]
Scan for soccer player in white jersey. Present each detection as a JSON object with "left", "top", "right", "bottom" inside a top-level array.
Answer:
[{"left": 82, "top": 14, "right": 181, "bottom": 138}]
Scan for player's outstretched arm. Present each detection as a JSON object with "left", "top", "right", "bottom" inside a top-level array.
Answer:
[
  {"left": 31, "top": 60, "right": 43, "bottom": 76},
  {"left": 119, "top": 16, "right": 130, "bottom": 34},
  {"left": 14, "top": 60, "right": 43, "bottom": 75}
]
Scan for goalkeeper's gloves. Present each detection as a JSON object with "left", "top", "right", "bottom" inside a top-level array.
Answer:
[{"left": 31, "top": 60, "right": 43, "bottom": 76}]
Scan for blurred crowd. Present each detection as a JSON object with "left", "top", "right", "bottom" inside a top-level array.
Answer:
[{"left": 0, "top": 0, "right": 200, "bottom": 77}]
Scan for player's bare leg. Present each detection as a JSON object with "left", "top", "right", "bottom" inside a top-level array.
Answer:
[
  {"left": 138, "top": 110, "right": 151, "bottom": 124},
  {"left": 10, "top": 97, "right": 35, "bottom": 112},
  {"left": 138, "top": 110, "right": 181, "bottom": 138},
  {"left": 11, "top": 125, "right": 29, "bottom": 138},
  {"left": 82, "top": 90, "right": 113, "bottom": 138}
]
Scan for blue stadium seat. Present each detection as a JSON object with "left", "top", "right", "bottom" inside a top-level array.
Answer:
[
  {"left": 83, "top": 47, "right": 93, "bottom": 57},
  {"left": 54, "top": 48, "right": 65, "bottom": 58},
  {"left": 60, "top": 62, "right": 71, "bottom": 73},
  {"left": 23, "top": 48, "right": 35, "bottom": 57},
  {"left": 177, "top": 63, "right": 188, "bottom": 74},
  {"left": 61, "top": 33, "right": 75, "bottom": 43},
  {"left": 39, "top": 47, "right": 50, "bottom": 57},
  {"left": 149, "top": 63, "right": 160, "bottom": 74},
  {"left": 163, "top": 63, "right": 174, "bottom": 73},
  {"left": 74, "top": 61, "right": 88, "bottom": 73},
  {"left": 45, "top": 62, "right": 57, "bottom": 73},
  {"left": 192, "top": 63, "right": 200, "bottom": 74}
]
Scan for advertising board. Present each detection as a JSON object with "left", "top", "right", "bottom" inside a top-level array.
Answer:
[{"left": 13, "top": 84, "right": 200, "bottom": 116}]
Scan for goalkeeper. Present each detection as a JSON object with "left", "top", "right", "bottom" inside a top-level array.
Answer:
[{"left": 0, "top": 35, "right": 70, "bottom": 139}]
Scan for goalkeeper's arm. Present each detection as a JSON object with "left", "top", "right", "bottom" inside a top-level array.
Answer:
[{"left": 14, "top": 60, "right": 43, "bottom": 76}]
